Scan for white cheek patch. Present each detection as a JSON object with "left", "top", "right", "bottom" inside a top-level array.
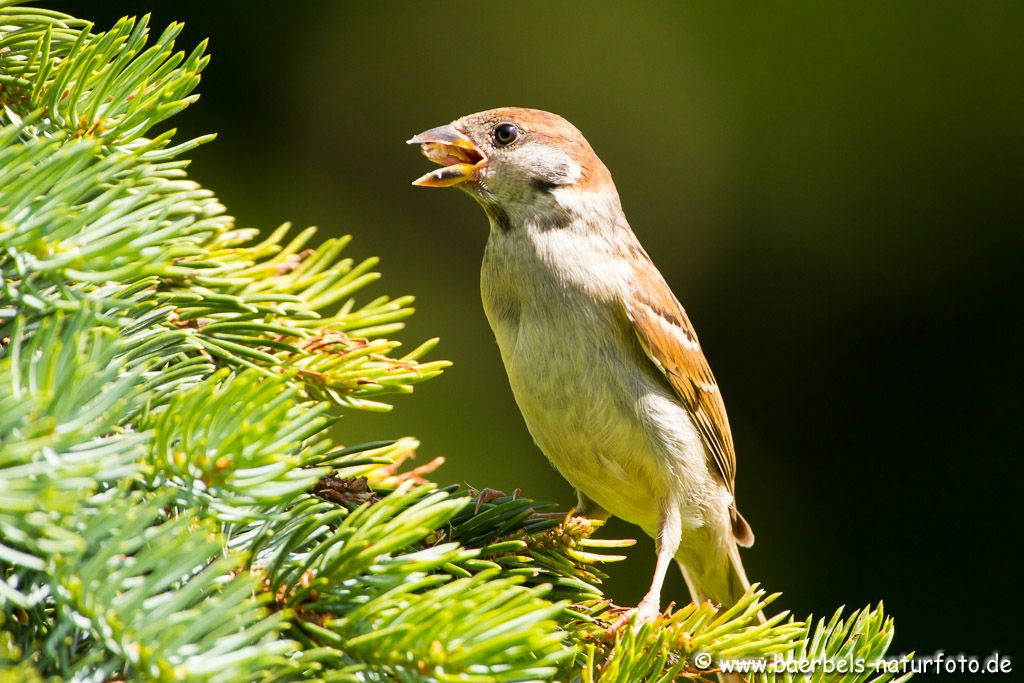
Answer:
[
  {"left": 531, "top": 146, "right": 582, "bottom": 185},
  {"left": 555, "top": 158, "right": 583, "bottom": 184}
]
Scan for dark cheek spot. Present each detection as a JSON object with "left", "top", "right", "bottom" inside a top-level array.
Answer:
[{"left": 530, "top": 177, "right": 559, "bottom": 192}]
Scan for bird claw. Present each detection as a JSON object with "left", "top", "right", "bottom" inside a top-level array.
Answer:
[{"left": 605, "top": 598, "right": 665, "bottom": 636}]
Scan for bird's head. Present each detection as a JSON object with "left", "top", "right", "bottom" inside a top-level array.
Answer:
[{"left": 408, "top": 108, "right": 616, "bottom": 228}]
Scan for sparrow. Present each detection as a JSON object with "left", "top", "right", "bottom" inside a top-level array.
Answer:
[{"left": 408, "top": 108, "right": 756, "bottom": 624}]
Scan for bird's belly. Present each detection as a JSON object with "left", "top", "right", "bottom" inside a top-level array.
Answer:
[
  {"left": 481, "top": 230, "right": 716, "bottom": 534},
  {"left": 496, "top": 306, "right": 676, "bottom": 531}
]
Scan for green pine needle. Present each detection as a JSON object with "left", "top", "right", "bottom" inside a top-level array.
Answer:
[{"left": 0, "top": 4, "right": 909, "bottom": 682}]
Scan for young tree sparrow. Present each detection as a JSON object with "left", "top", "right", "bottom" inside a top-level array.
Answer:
[{"left": 409, "top": 108, "right": 756, "bottom": 625}]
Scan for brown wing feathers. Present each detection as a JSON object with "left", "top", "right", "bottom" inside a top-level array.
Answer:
[{"left": 623, "top": 259, "right": 755, "bottom": 547}]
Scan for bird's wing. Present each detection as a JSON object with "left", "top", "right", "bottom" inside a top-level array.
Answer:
[{"left": 622, "top": 256, "right": 737, "bottom": 497}]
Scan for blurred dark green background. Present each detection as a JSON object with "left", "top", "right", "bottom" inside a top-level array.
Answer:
[{"left": 65, "top": 0, "right": 1021, "bottom": 662}]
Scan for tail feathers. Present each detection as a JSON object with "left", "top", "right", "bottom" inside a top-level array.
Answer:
[
  {"left": 680, "top": 540, "right": 764, "bottom": 682},
  {"left": 678, "top": 539, "right": 765, "bottom": 624}
]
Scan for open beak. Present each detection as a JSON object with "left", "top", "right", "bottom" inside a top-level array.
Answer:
[{"left": 407, "top": 124, "right": 485, "bottom": 187}]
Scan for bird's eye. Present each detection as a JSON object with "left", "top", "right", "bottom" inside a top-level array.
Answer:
[{"left": 493, "top": 123, "right": 520, "bottom": 147}]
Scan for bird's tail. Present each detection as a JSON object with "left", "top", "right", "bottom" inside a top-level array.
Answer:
[
  {"left": 678, "top": 539, "right": 755, "bottom": 611},
  {"left": 678, "top": 537, "right": 763, "bottom": 683}
]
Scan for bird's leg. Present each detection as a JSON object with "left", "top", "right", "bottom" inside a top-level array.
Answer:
[
  {"left": 635, "top": 534, "right": 677, "bottom": 620},
  {"left": 610, "top": 502, "right": 681, "bottom": 632}
]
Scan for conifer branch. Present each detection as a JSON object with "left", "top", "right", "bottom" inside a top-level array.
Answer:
[{"left": 0, "top": 4, "right": 910, "bottom": 681}]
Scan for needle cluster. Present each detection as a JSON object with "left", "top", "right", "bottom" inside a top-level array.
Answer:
[{"left": 0, "top": 4, "right": 908, "bottom": 681}]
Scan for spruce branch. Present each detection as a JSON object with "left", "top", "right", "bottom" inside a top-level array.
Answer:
[{"left": 0, "top": 3, "right": 910, "bottom": 681}]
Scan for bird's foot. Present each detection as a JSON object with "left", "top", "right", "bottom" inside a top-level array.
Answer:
[{"left": 606, "top": 596, "right": 666, "bottom": 636}]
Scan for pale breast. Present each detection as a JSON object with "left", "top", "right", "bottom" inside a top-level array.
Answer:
[{"left": 480, "top": 226, "right": 707, "bottom": 531}]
